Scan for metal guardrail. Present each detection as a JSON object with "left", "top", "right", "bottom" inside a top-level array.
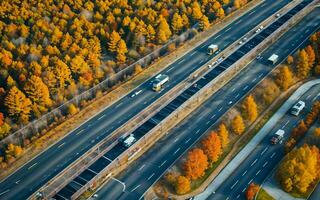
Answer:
[{"left": 68, "top": 0, "right": 317, "bottom": 199}]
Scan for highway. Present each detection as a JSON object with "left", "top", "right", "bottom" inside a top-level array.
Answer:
[
  {"left": 93, "top": 6, "right": 320, "bottom": 200},
  {"left": 0, "top": 0, "right": 293, "bottom": 199},
  {"left": 208, "top": 86, "right": 320, "bottom": 200}
]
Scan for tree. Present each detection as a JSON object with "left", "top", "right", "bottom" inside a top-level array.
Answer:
[
  {"left": 217, "top": 123, "right": 229, "bottom": 148},
  {"left": 54, "top": 59, "right": 73, "bottom": 89},
  {"left": 287, "top": 55, "right": 294, "bottom": 65},
  {"left": 160, "top": 17, "right": 171, "bottom": 36},
  {"left": 232, "top": 114, "right": 245, "bottom": 135},
  {"left": 116, "top": 39, "right": 128, "bottom": 63},
  {"left": 0, "top": 122, "right": 11, "bottom": 140},
  {"left": 277, "top": 145, "right": 320, "bottom": 193},
  {"left": 297, "top": 49, "right": 311, "bottom": 79},
  {"left": 146, "top": 24, "right": 156, "bottom": 42},
  {"left": 5, "top": 86, "right": 32, "bottom": 124},
  {"left": 192, "top": 2, "right": 203, "bottom": 20},
  {"left": 291, "top": 120, "right": 308, "bottom": 140},
  {"left": 24, "top": 75, "right": 52, "bottom": 113},
  {"left": 242, "top": 95, "right": 258, "bottom": 123},
  {"left": 157, "top": 29, "right": 168, "bottom": 44},
  {"left": 68, "top": 103, "right": 78, "bottom": 115},
  {"left": 183, "top": 148, "right": 209, "bottom": 180},
  {"left": 305, "top": 101, "right": 320, "bottom": 126},
  {"left": 175, "top": 176, "right": 191, "bottom": 194},
  {"left": 246, "top": 183, "right": 260, "bottom": 200},
  {"left": 5, "top": 143, "right": 23, "bottom": 158},
  {"left": 276, "top": 66, "right": 294, "bottom": 91},
  {"left": 171, "top": 13, "right": 184, "bottom": 34},
  {"left": 305, "top": 45, "right": 315, "bottom": 67},
  {"left": 216, "top": 8, "right": 225, "bottom": 19},
  {"left": 201, "top": 132, "right": 222, "bottom": 163},
  {"left": 108, "top": 31, "right": 121, "bottom": 53},
  {"left": 199, "top": 15, "right": 210, "bottom": 31}
]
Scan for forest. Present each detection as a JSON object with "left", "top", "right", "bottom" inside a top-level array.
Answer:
[{"left": 0, "top": 0, "right": 251, "bottom": 141}]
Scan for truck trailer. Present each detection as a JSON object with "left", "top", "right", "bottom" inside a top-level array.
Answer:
[
  {"left": 207, "top": 44, "right": 219, "bottom": 55},
  {"left": 152, "top": 74, "right": 169, "bottom": 92},
  {"left": 267, "top": 54, "right": 279, "bottom": 65}
]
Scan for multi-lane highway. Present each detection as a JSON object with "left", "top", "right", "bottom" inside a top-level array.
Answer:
[
  {"left": 93, "top": 6, "right": 320, "bottom": 200},
  {"left": 0, "top": 0, "right": 294, "bottom": 199},
  {"left": 208, "top": 84, "right": 320, "bottom": 200}
]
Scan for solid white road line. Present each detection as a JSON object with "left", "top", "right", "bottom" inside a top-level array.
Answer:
[
  {"left": 28, "top": 162, "right": 38, "bottom": 170},
  {"left": 231, "top": 180, "right": 239, "bottom": 189},
  {"left": 131, "top": 184, "right": 141, "bottom": 192},
  {"left": 256, "top": 170, "right": 261, "bottom": 175},
  {"left": 251, "top": 159, "right": 257, "bottom": 166},
  {"left": 263, "top": 161, "right": 268, "bottom": 167},
  {"left": 185, "top": 138, "right": 191, "bottom": 144},
  {"left": 148, "top": 173, "right": 155, "bottom": 181},
  {"left": 57, "top": 142, "right": 66, "bottom": 149},
  {"left": 242, "top": 170, "right": 247, "bottom": 176},
  {"left": 271, "top": 152, "right": 276, "bottom": 158},
  {"left": 138, "top": 164, "right": 146, "bottom": 171},
  {"left": 261, "top": 147, "right": 268, "bottom": 155}
]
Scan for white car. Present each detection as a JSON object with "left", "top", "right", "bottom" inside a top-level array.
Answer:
[
  {"left": 290, "top": 101, "right": 306, "bottom": 116},
  {"left": 276, "top": 13, "right": 281, "bottom": 18}
]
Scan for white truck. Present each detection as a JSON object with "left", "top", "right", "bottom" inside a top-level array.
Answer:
[
  {"left": 270, "top": 129, "right": 285, "bottom": 144},
  {"left": 267, "top": 54, "right": 279, "bottom": 65},
  {"left": 121, "top": 134, "right": 136, "bottom": 148},
  {"left": 290, "top": 101, "right": 305, "bottom": 116},
  {"left": 152, "top": 74, "right": 169, "bottom": 92},
  {"left": 207, "top": 44, "right": 219, "bottom": 55}
]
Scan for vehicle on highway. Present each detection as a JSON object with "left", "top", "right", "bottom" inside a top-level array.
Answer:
[
  {"left": 217, "top": 57, "right": 223, "bottom": 63},
  {"left": 255, "top": 28, "right": 261, "bottom": 33},
  {"left": 207, "top": 44, "right": 219, "bottom": 55},
  {"left": 290, "top": 100, "right": 306, "bottom": 116},
  {"left": 238, "top": 41, "right": 243, "bottom": 45},
  {"left": 152, "top": 74, "right": 169, "bottom": 92},
  {"left": 267, "top": 54, "right": 279, "bottom": 65},
  {"left": 271, "top": 129, "right": 285, "bottom": 144},
  {"left": 121, "top": 134, "right": 136, "bottom": 148},
  {"left": 276, "top": 13, "right": 281, "bottom": 18},
  {"left": 242, "top": 37, "right": 248, "bottom": 42},
  {"left": 256, "top": 53, "right": 262, "bottom": 60}
]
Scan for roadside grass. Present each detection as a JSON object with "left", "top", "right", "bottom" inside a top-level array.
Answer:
[{"left": 256, "top": 188, "right": 275, "bottom": 200}]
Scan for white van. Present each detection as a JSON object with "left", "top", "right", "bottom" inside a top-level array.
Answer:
[{"left": 290, "top": 101, "right": 305, "bottom": 116}]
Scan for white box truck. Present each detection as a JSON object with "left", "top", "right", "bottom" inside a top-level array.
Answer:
[
  {"left": 208, "top": 44, "right": 219, "bottom": 55},
  {"left": 268, "top": 54, "right": 279, "bottom": 65}
]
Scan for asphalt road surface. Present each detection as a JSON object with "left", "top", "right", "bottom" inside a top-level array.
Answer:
[
  {"left": 208, "top": 84, "right": 320, "bottom": 200},
  {"left": 0, "top": 0, "right": 293, "bottom": 199},
  {"left": 93, "top": 7, "right": 320, "bottom": 200}
]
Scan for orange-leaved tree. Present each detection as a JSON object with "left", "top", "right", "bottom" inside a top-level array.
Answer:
[
  {"left": 246, "top": 183, "right": 260, "bottom": 200},
  {"left": 201, "top": 131, "right": 222, "bottom": 163},
  {"left": 217, "top": 123, "right": 229, "bottom": 148},
  {"left": 175, "top": 175, "right": 191, "bottom": 194},
  {"left": 183, "top": 148, "right": 209, "bottom": 180},
  {"left": 232, "top": 114, "right": 245, "bottom": 135},
  {"left": 242, "top": 95, "right": 258, "bottom": 123}
]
